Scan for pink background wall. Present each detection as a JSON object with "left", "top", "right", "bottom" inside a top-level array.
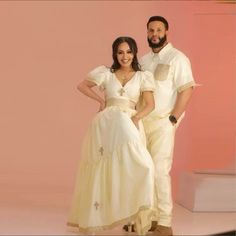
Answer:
[{"left": 0, "top": 1, "right": 235, "bottom": 202}]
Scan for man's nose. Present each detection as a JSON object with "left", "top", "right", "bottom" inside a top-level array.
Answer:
[{"left": 153, "top": 30, "right": 158, "bottom": 36}]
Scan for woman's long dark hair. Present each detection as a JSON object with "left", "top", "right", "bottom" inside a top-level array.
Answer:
[{"left": 110, "top": 36, "right": 141, "bottom": 72}]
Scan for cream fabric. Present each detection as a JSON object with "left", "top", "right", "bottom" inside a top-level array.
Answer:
[
  {"left": 140, "top": 43, "right": 196, "bottom": 118},
  {"left": 140, "top": 43, "right": 195, "bottom": 227},
  {"left": 142, "top": 115, "right": 178, "bottom": 226},
  {"left": 87, "top": 65, "right": 155, "bottom": 102},
  {"left": 67, "top": 66, "right": 156, "bottom": 235}
]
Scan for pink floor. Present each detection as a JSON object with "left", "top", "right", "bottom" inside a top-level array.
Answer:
[{"left": 0, "top": 184, "right": 235, "bottom": 235}]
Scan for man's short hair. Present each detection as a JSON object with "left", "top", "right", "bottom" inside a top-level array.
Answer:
[{"left": 147, "top": 16, "right": 169, "bottom": 30}]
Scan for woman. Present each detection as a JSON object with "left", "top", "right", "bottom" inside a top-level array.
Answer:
[{"left": 67, "top": 37, "right": 156, "bottom": 235}]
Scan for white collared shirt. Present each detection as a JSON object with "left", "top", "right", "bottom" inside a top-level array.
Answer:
[{"left": 140, "top": 43, "right": 196, "bottom": 117}]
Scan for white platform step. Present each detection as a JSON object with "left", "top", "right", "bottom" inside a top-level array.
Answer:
[{"left": 176, "top": 171, "right": 236, "bottom": 212}]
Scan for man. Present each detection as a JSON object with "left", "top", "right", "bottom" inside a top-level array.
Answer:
[{"left": 140, "top": 16, "right": 196, "bottom": 236}]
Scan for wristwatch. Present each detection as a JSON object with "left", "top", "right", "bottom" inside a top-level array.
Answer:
[{"left": 169, "top": 115, "right": 177, "bottom": 124}]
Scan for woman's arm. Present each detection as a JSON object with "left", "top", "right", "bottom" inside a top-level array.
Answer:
[
  {"left": 131, "top": 91, "right": 155, "bottom": 127},
  {"left": 77, "top": 80, "right": 105, "bottom": 111}
]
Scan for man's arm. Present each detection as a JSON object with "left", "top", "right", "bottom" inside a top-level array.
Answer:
[{"left": 170, "top": 87, "right": 193, "bottom": 122}]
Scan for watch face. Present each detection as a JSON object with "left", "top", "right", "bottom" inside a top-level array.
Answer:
[{"left": 169, "top": 115, "right": 177, "bottom": 123}]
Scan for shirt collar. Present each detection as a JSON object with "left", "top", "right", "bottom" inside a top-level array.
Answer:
[{"left": 150, "top": 42, "right": 173, "bottom": 60}]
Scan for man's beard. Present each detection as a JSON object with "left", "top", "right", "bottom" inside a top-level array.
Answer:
[{"left": 148, "top": 35, "right": 167, "bottom": 49}]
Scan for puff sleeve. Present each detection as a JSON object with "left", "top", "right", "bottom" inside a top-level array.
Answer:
[
  {"left": 86, "top": 65, "right": 110, "bottom": 90},
  {"left": 140, "top": 71, "right": 156, "bottom": 92}
]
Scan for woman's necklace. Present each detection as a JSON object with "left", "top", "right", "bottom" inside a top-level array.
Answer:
[
  {"left": 116, "top": 70, "right": 135, "bottom": 82},
  {"left": 115, "top": 69, "right": 135, "bottom": 95}
]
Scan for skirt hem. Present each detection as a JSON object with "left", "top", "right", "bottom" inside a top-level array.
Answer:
[{"left": 67, "top": 205, "right": 154, "bottom": 235}]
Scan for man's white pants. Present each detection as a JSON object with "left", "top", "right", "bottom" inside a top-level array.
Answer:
[{"left": 143, "top": 115, "right": 180, "bottom": 227}]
